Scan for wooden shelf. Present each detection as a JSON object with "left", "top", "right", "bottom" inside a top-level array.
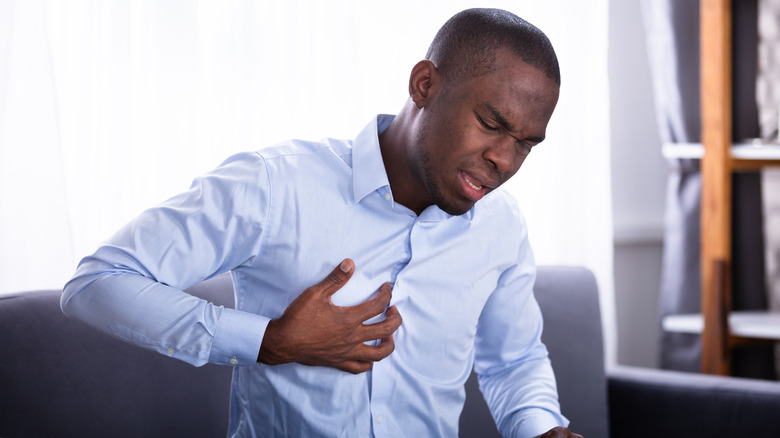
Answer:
[
  {"left": 699, "top": 0, "right": 736, "bottom": 375},
  {"left": 661, "top": 0, "right": 779, "bottom": 376},
  {"left": 662, "top": 142, "right": 780, "bottom": 160},
  {"left": 676, "top": 0, "right": 780, "bottom": 375},
  {"left": 663, "top": 311, "right": 780, "bottom": 341}
]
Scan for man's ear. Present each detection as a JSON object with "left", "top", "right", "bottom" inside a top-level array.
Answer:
[{"left": 408, "top": 60, "right": 439, "bottom": 109}]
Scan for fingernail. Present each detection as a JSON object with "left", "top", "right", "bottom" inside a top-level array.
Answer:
[{"left": 339, "top": 260, "right": 352, "bottom": 273}]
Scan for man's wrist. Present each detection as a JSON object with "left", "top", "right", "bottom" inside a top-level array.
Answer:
[{"left": 256, "top": 318, "right": 288, "bottom": 365}]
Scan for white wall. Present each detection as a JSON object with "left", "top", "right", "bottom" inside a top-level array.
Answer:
[{"left": 609, "top": 0, "right": 667, "bottom": 368}]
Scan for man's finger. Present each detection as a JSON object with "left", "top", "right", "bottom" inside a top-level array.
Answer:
[
  {"left": 334, "top": 360, "right": 374, "bottom": 375},
  {"left": 384, "top": 304, "right": 401, "bottom": 322},
  {"left": 375, "top": 334, "right": 396, "bottom": 359},
  {"left": 359, "top": 305, "right": 402, "bottom": 341},
  {"left": 347, "top": 334, "right": 397, "bottom": 363},
  {"left": 367, "top": 335, "right": 396, "bottom": 361},
  {"left": 349, "top": 282, "right": 392, "bottom": 320},
  {"left": 317, "top": 259, "right": 355, "bottom": 296}
]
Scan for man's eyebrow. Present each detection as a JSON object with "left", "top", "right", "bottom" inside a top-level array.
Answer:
[
  {"left": 484, "top": 103, "right": 511, "bottom": 130},
  {"left": 483, "top": 103, "right": 545, "bottom": 144}
]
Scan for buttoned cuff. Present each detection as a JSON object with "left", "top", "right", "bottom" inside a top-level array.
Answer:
[
  {"left": 506, "top": 408, "right": 568, "bottom": 438},
  {"left": 209, "top": 308, "right": 269, "bottom": 366}
]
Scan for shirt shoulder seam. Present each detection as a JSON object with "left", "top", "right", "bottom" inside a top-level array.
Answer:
[{"left": 249, "top": 152, "right": 273, "bottom": 267}]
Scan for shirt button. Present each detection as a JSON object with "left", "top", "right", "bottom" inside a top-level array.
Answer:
[
  {"left": 376, "top": 415, "right": 383, "bottom": 424},
  {"left": 166, "top": 348, "right": 174, "bottom": 356},
  {"left": 384, "top": 192, "right": 391, "bottom": 201},
  {"left": 396, "top": 279, "right": 402, "bottom": 287},
  {"left": 229, "top": 357, "right": 238, "bottom": 365}
]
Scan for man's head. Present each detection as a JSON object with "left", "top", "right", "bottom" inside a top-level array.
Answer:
[
  {"left": 382, "top": 8, "right": 560, "bottom": 216},
  {"left": 425, "top": 8, "right": 560, "bottom": 89}
]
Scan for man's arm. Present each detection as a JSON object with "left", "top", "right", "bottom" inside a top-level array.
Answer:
[
  {"left": 61, "top": 153, "right": 275, "bottom": 367},
  {"left": 62, "top": 152, "right": 401, "bottom": 372},
  {"left": 473, "top": 222, "right": 578, "bottom": 437}
]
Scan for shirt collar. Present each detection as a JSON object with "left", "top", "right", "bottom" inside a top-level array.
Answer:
[
  {"left": 352, "top": 114, "right": 395, "bottom": 203},
  {"left": 351, "top": 114, "right": 469, "bottom": 222}
]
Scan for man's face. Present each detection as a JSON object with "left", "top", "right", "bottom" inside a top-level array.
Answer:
[{"left": 410, "top": 50, "right": 559, "bottom": 216}]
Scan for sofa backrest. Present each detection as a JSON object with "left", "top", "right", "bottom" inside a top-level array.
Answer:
[
  {"left": 535, "top": 266, "right": 609, "bottom": 437},
  {"left": 0, "top": 275, "right": 234, "bottom": 438}
]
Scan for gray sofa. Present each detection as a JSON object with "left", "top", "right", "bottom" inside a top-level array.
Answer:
[{"left": 2, "top": 266, "right": 780, "bottom": 437}]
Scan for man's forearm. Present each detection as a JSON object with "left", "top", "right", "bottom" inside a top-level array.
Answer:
[{"left": 62, "top": 269, "right": 266, "bottom": 367}]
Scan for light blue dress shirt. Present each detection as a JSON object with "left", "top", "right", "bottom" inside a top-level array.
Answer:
[{"left": 62, "top": 114, "right": 567, "bottom": 437}]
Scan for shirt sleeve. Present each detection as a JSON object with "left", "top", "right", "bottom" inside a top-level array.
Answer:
[
  {"left": 473, "top": 224, "right": 569, "bottom": 437},
  {"left": 61, "top": 151, "right": 272, "bottom": 367}
]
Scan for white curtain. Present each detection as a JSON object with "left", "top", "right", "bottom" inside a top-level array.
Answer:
[{"left": 0, "top": 0, "right": 613, "bottom": 364}]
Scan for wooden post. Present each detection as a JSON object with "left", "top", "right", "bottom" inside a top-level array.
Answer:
[{"left": 700, "top": 0, "right": 732, "bottom": 375}]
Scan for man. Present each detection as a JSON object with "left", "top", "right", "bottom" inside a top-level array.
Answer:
[{"left": 62, "top": 8, "right": 582, "bottom": 438}]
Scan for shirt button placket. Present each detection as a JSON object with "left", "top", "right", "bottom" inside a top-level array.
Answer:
[{"left": 371, "top": 360, "right": 394, "bottom": 437}]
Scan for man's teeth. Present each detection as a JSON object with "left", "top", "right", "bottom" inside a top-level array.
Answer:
[{"left": 465, "top": 175, "right": 482, "bottom": 190}]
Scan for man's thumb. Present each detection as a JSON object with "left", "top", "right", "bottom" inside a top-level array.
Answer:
[
  {"left": 338, "top": 259, "right": 353, "bottom": 274},
  {"left": 321, "top": 258, "right": 354, "bottom": 295}
]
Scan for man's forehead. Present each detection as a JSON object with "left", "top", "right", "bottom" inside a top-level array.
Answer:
[
  {"left": 474, "top": 59, "right": 558, "bottom": 102},
  {"left": 473, "top": 67, "right": 558, "bottom": 135}
]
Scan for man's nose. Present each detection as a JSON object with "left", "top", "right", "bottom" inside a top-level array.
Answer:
[{"left": 483, "top": 137, "right": 517, "bottom": 173}]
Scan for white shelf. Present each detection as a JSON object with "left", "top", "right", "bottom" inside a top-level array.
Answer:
[
  {"left": 662, "top": 142, "right": 780, "bottom": 160},
  {"left": 663, "top": 311, "right": 780, "bottom": 341}
]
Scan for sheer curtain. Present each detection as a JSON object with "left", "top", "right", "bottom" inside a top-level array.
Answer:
[
  {"left": 641, "top": 0, "right": 703, "bottom": 372},
  {"left": 0, "top": 0, "right": 613, "bottom": 364}
]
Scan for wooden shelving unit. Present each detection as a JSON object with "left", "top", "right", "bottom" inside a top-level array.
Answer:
[{"left": 662, "top": 0, "right": 780, "bottom": 375}]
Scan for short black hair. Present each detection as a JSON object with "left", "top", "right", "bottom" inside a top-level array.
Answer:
[{"left": 425, "top": 8, "right": 560, "bottom": 86}]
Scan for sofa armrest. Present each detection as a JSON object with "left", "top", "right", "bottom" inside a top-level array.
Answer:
[{"left": 608, "top": 365, "right": 780, "bottom": 438}]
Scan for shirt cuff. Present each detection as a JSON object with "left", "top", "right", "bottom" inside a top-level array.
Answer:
[
  {"left": 209, "top": 308, "right": 269, "bottom": 366},
  {"left": 507, "top": 407, "right": 568, "bottom": 438}
]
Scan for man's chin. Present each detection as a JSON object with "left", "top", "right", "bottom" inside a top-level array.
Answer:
[{"left": 434, "top": 198, "right": 475, "bottom": 216}]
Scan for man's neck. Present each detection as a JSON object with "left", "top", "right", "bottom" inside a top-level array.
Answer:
[{"left": 378, "top": 110, "right": 432, "bottom": 216}]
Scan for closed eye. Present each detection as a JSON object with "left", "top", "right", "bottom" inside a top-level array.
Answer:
[{"left": 477, "top": 115, "right": 500, "bottom": 132}]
